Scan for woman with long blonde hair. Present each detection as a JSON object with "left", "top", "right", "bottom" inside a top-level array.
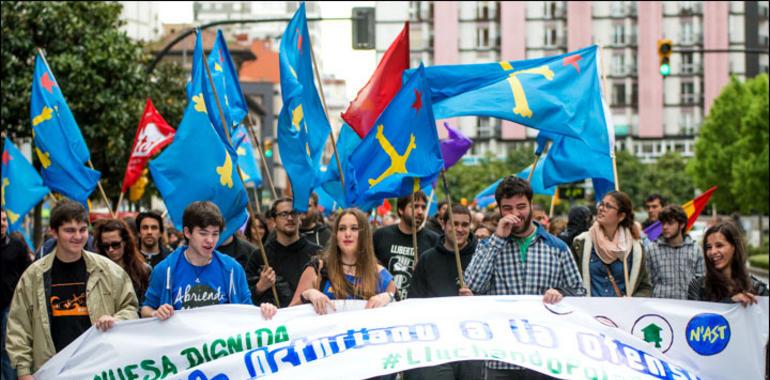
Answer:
[{"left": 290, "top": 208, "right": 396, "bottom": 314}]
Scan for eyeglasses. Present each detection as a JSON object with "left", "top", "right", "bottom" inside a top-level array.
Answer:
[
  {"left": 596, "top": 201, "right": 618, "bottom": 211},
  {"left": 99, "top": 241, "right": 123, "bottom": 251},
  {"left": 275, "top": 210, "right": 299, "bottom": 219}
]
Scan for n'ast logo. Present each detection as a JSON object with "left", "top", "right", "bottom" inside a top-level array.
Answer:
[{"left": 686, "top": 313, "right": 731, "bottom": 356}]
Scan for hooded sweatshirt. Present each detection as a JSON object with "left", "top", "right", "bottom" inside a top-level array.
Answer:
[
  {"left": 246, "top": 237, "right": 321, "bottom": 307},
  {"left": 408, "top": 235, "right": 478, "bottom": 298}
]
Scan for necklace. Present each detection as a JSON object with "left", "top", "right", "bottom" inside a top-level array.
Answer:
[
  {"left": 185, "top": 251, "right": 211, "bottom": 283},
  {"left": 341, "top": 262, "right": 357, "bottom": 267}
]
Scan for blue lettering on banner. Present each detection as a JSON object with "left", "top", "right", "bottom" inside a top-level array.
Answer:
[
  {"left": 686, "top": 313, "right": 731, "bottom": 356},
  {"left": 243, "top": 323, "right": 439, "bottom": 377},
  {"left": 577, "top": 332, "right": 702, "bottom": 380},
  {"left": 186, "top": 369, "right": 229, "bottom": 380}
]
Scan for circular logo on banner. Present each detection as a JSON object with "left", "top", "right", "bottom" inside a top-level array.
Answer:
[
  {"left": 631, "top": 314, "right": 674, "bottom": 353},
  {"left": 686, "top": 313, "right": 731, "bottom": 356}
]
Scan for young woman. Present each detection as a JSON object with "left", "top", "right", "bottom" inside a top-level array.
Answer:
[
  {"left": 290, "top": 208, "right": 396, "bottom": 314},
  {"left": 94, "top": 219, "right": 152, "bottom": 304},
  {"left": 572, "top": 191, "right": 652, "bottom": 297},
  {"left": 244, "top": 213, "right": 270, "bottom": 246},
  {"left": 688, "top": 221, "right": 769, "bottom": 305}
]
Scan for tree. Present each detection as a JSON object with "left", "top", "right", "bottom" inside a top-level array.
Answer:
[
  {"left": 688, "top": 74, "right": 769, "bottom": 214},
  {"left": 1, "top": 1, "right": 187, "bottom": 208},
  {"left": 440, "top": 145, "right": 535, "bottom": 203}
]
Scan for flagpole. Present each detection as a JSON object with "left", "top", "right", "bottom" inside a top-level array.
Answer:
[
  {"left": 86, "top": 160, "right": 115, "bottom": 218},
  {"left": 200, "top": 33, "right": 280, "bottom": 307},
  {"left": 411, "top": 181, "right": 420, "bottom": 271},
  {"left": 246, "top": 114, "right": 278, "bottom": 200},
  {"left": 422, "top": 187, "right": 435, "bottom": 229},
  {"left": 549, "top": 190, "right": 557, "bottom": 218},
  {"left": 116, "top": 191, "right": 125, "bottom": 213},
  {"left": 308, "top": 38, "right": 347, "bottom": 195},
  {"left": 440, "top": 170, "right": 466, "bottom": 289},
  {"left": 599, "top": 44, "right": 620, "bottom": 191},
  {"left": 526, "top": 141, "right": 550, "bottom": 183}
]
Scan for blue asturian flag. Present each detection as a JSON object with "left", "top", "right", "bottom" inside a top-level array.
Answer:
[
  {"left": 2, "top": 137, "right": 50, "bottom": 232},
  {"left": 278, "top": 3, "right": 331, "bottom": 211},
  {"left": 150, "top": 70, "right": 249, "bottom": 245},
  {"left": 30, "top": 53, "right": 100, "bottom": 206},
  {"left": 188, "top": 32, "right": 238, "bottom": 159},
  {"left": 232, "top": 124, "right": 262, "bottom": 188},
  {"left": 406, "top": 45, "right": 611, "bottom": 154},
  {"left": 208, "top": 30, "right": 249, "bottom": 128},
  {"left": 345, "top": 65, "right": 444, "bottom": 206}
]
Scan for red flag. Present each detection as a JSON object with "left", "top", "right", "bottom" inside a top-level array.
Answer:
[
  {"left": 341, "top": 22, "right": 409, "bottom": 138},
  {"left": 377, "top": 199, "right": 392, "bottom": 216},
  {"left": 684, "top": 186, "right": 717, "bottom": 231},
  {"left": 121, "top": 98, "right": 175, "bottom": 192}
]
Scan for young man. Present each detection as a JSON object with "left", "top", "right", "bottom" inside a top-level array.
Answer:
[
  {"left": 1, "top": 209, "right": 32, "bottom": 380},
  {"left": 642, "top": 194, "right": 666, "bottom": 229},
  {"left": 461, "top": 176, "right": 585, "bottom": 379},
  {"left": 7, "top": 201, "right": 138, "bottom": 378},
  {"left": 406, "top": 204, "right": 484, "bottom": 380},
  {"left": 646, "top": 205, "right": 704, "bottom": 299},
  {"left": 135, "top": 211, "right": 170, "bottom": 267},
  {"left": 409, "top": 205, "right": 477, "bottom": 298},
  {"left": 423, "top": 200, "right": 448, "bottom": 236},
  {"left": 141, "top": 201, "right": 252, "bottom": 319},
  {"left": 373, "top": 191, "right": 440, "bottom": 301},
  {"left": 299, "top": 192, "right": 332, "bottom": 248},
  {"left": 246, "top": 197, "right": 321, "bottom": 307}
]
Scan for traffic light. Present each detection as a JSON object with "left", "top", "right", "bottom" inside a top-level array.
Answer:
[
  {"left": 352, "top": 7, "right": 375, "bottom": 50},
  {"left": 263, "top": 138, "right": 274, "bottom": 159},
  {"left": 657, "top": 39, "right": 673, "bottom": 77}
]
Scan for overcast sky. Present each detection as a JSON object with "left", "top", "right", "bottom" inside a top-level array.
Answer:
[{"left": 157, "top": 1, "right": 375, "bottom": 100}]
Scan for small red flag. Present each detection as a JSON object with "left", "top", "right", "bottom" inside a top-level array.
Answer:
[
  {"left": 121, "top": 98, "right": 175, "bottom": 192},
  {"left": 342, "top": 22, "right": 409, "bottom": 138},
  {"left": 684, "top": 186, "right": 717, "bottom": 231}
]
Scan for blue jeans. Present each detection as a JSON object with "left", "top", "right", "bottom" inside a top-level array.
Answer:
[{"left": 1, "top": 307, "right": 17, "bottom": 380}]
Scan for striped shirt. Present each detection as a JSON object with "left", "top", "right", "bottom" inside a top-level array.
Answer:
[
  {"left": 646, "top": 236, "right": 704, "bottom": 299},
  {"left": 464, "top": 223, "right": 586, "bottom": 370}
]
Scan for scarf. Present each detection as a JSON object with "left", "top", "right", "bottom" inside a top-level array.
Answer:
[{"left": 589, "top": 221, "right": 632, "bottom": 264}]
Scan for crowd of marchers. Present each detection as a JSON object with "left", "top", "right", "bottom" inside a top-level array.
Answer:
[{"left": 1, "top": 177, "right": 767, "bottom": 380}]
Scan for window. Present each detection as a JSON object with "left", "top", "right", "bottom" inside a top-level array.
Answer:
[
  {"left": 612, "top": 54, "right": 625, "bottom": 75},
  {"left": 631, "top": 83, "right": 638, "bottom": 105},
  {"left": 612, "top": 83, "right": 626, "bottom": 106},
  {"left": 681, "top": 82, "right": 695, "bottom": 104},
  {"left": 233, "top": 3, "right": 241, "bottom": 11},
  {"left": 681, "top": 52, "right": 695, "bottom": 74},
  {"left": 612, "top": 24, "right": 625, "bottom": 45},
  {"left": 544, "top": 26, "right": 557, "bottom": 46},
  {"left": 477, "top": 27, "right": 490, "bottom": 48},
  {"left": 478, "top": 1, "right": 490, "bottom": 20},
  {"left": 681, "top": 22, "right": 694, "bottom": 44}
]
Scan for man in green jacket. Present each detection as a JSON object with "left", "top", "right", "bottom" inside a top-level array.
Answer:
[{"left": 6, "top": 200, "right": 138, "bottom": 378}]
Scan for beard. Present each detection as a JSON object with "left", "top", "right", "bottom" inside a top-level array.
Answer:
[
  {"left": 511, "top": 212, "right": 534, "bottom": 236},
  {"left": 402, "top": 214, "right": 424, "bottom": 229}
]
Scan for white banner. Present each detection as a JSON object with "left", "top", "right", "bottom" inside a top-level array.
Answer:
[{"left": 36, "top": 296, "right": 768, "bottom": 380}]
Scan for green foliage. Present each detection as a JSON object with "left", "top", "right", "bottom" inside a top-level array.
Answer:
[
  {"left": 615, "top": 150, "right": 694, "bottom": 208},
  {"left": 688, "top": 74, "right": 769, "bottom": 215},
  {"left": 1, "top": 1, "right": 187, "bottom": 207},
  {"left": 439, "top": 146, "right": 535, "bottom": 204},
  {"left": 749, "top": 255, "right": 768, "bottom": 270}
]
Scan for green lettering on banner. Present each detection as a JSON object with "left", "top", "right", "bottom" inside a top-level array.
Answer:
[
  {"left": 140, "top": 359, "right": 161, "bottom": 380},
  {"left": 160, "top": 355, "right": 178, "bottom": 378},
  {"left": 227, "top": 334, "right": 243, "bottom": 353},
  {"left": 211, "top": 339, "right": 228, "bottom": 359},
  {"left": 180, "top": 347, "right": 204, "bottom": 369},
  {"left": 274, "top": 325, "right": 289, "bottom": 343},
  {"left": 255, "top": 328, "right": 273, "bottom": 346}
]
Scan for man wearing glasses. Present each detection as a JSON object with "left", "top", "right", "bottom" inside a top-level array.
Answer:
[{"left": 247, "top": 197, "right": 322, "bottom": 307}]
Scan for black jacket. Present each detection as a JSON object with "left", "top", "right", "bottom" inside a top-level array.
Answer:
[
  {"left": 300, "top": 222, "right": 332, "bottom": 249},
  {"left": 408, "top": 235, "right": 478, "bottom": 298},
  {"left": 217, "top": 235, "right": 257, "bottom": 271},
  {"left": 245, "top": 236, "right": 321, "bottom": 307},
  {"left": 1, "top": 234, "right": 31, "bottom": 310}
]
